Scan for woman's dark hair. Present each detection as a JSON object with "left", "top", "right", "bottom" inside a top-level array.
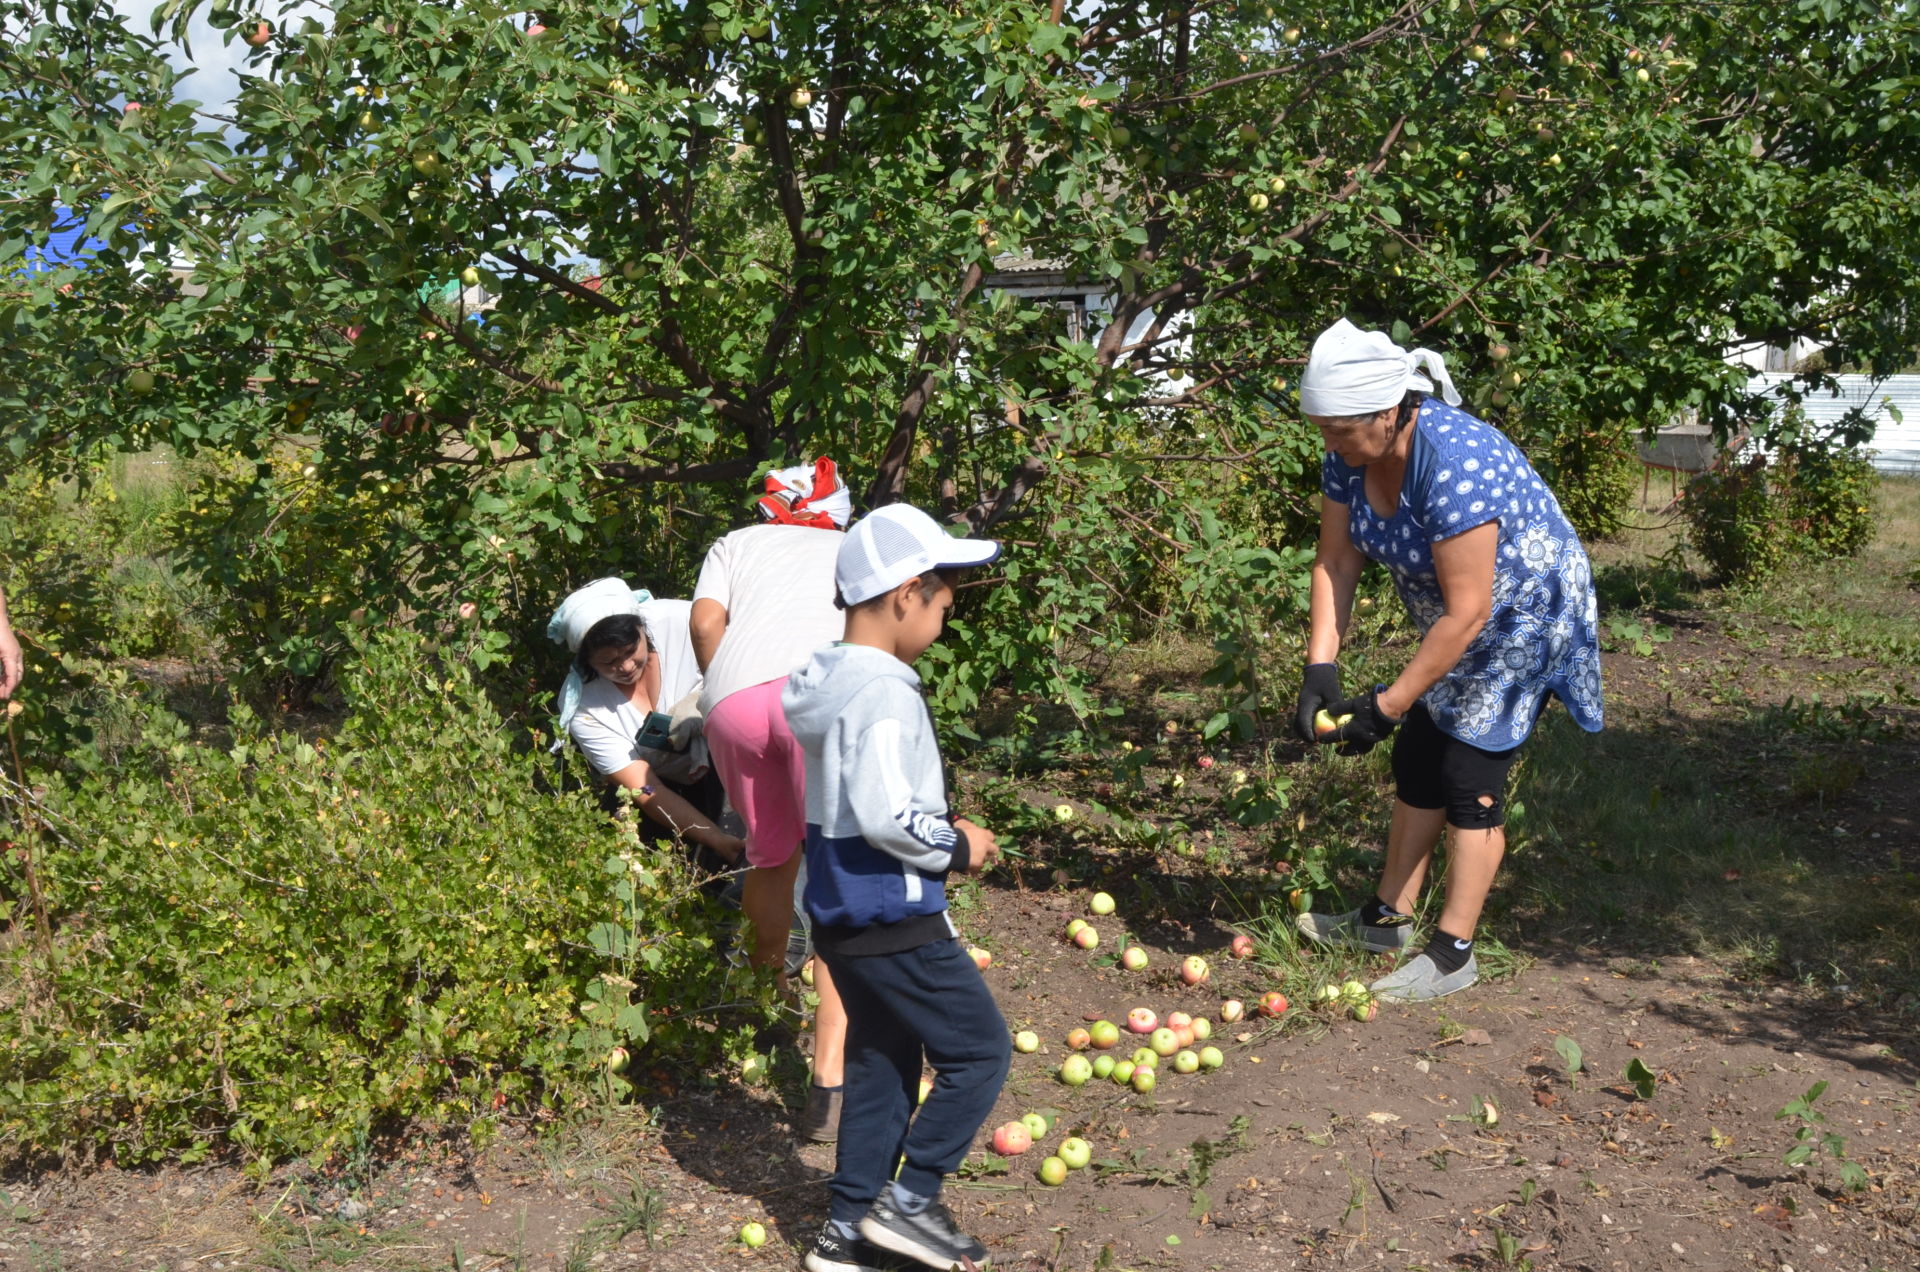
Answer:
[
  {"left": 1392, "top": 388, "right": 1426, "bottom": 432},
  {"left": 576, "top": 613, "right": 652, "bottom": 682}
]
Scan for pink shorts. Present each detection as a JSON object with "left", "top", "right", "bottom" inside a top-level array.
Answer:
[{"left": 705, "top": 677, "right": 808, "bottom": 870}]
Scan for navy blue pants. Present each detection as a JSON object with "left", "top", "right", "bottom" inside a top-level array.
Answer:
[{"left": 816, "top": 936, "right": 1009, "bottom": 1225}]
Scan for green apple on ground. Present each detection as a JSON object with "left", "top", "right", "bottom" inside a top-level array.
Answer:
[
  {"left": 1065, "top": 918, "right": 1087, "bottom": 939},
  {"left": 1091, "top": 1054, "right": 1116, "bottom": 1079},
  {"left": 1089, "top": 1020, "right": 1121, "bottom": 1049},
  {"left": 1131, "top": 1047, "right": 1157, "bottom": 1069},
  {"left": 1198, "top": 1045, "right": 1225, "bottom": 1070},
  {"left": 1088, "top": 891, "right": 1115, "bottom": 915},
  {"left": 1121, "top": 946, "right": 1149, "bottom": 971},
  {"left": 1111, "top": 1059, "right": 1134, "bottom": 1084},
  {"left": 1150, "top": 1027, "right": 1179, "bottom": 1056},
  {"left": 1013, "top": 1030, "right": 1039, "bottom": 1053},
  {"left": 740, "top": 1222, "right": 767, "bottom": 1248},
  {"left": 1058, "top": 1137, "right": 1091, "bottom": 1170},
  {"left": 1172, "top": 1049, "right": 1200, "bottom": 1074},
  {"left": 1037, "top": 1155, "right": 1068, "bottom": 1186},
  {"left": 1053, "top": 804, "right": 1075, "bottom": 822},
  {"left": 1130, "top": 1066, "right": 1157, "bottom": 1094},
  {"left": 1351, "top": 999, "right": 1379, "bottom": 1022},
  {"left": 1021, "top": 1112, "right": 1049, "bottom": 1140},
  {"left": 1058, "top": 1054, "right": 1093, "bottom": 1086}
]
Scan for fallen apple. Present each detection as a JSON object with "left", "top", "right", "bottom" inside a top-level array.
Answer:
[
  {"left": 1149, "top": 1027, "right": 1180, "bottom": 1057},
  {"left": 1172, "top": 1049, "right": 1201, "bottom": 1074},
  {"left": 1066, "top": 1027, "right": 1091, "bottom": 1050},
  {"left": 1126, "top": 1046, "right": 1154, "bottom": 1069},
  {"left": 1088, "top": 891, "right": 1115, "bottom": 916},
  {"left": 1130, "top": 1066, "right": 1157, "bottom": 1094},
  {"left": 1165, "top": 1011, "right": 1192, "bottom": 1030},
  {"left": 1089, "top": 1020, "right": 1120, "bottom": 1049},
  {"left": 1257, "top": 990, "right": 1289, "bottom": 1018},
  {"left": 1073, "top": 927, "right": 1099, "bottom": 950},
  {"left": 1013, "top": 1030, "right": 1040, "bottom": 1054},
  {"left": 992, "top": 1121, "right": 1032, "bottom": 1155},
  {"left": 740, "top": 1221, "right": 767, "bottom": 1248},
  {"left": 1127, "top": 1008, "right": 1158, "bottom": 1034},
  {"left": 1111, "top": 1059, "right": 1135, "bottom": 1084},
  {"left": 1054, "top": 803, "right": 1076, "bottom": 822},
  {"left": 1065, "top": 918, "right": 1087, "bottom": 939},
  {"left": 1058, "top": 1136, "right": 1091, "bottom": 1170},
  {"left": 1229, "top": 934, "right": 1256, "bottom": 960},
  {"left": 1180, "top": 956, "right": 1211, "bottom": 986},
  {"left": 1172, "top": 1024, "right": 1195, "bottom": 1049},
  {"left": 1190, "top": 1017, "right": 1213, "bottom": 1041},
  {"left": 969, "top": 946, "right": 993, "bottom": 970},
  {"left": 1021, "top": 1112, "right": 1049, "bottom": 1140},
  {"left": 1350, "top": 1000, "right": 1378, "bottom": 1023},
  {"left": 1198, "top": 1045, "right": 1225, "bottom": 1070},
  {"left": 1091, "top": 1054, "right": 1116, "bottom": 1080},
  {"left": 1058, "top": 1055, "right": 1093, "bottom": 1086},
  {"left": 1121, "top": 946, "right": 1149, "bottom": 972},
  {"left": 1341, "top": 980, "right": 1369, "bottom": 1002},
  {"left": 741, "top": 1054, "right": 768, "bottom": 1085},
  {"left": 1037, "top": 1155, "right": 1068, "bottom": 1186},
  {"left": 1219, "top": 999, "right": 1246, "bottom": 1023},
  {"left": 1319, "top": 983, "right": 1343, "bottom": 1004}
]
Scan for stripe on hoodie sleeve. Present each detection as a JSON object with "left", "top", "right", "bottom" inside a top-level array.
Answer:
[{"left": 855, "top": 715, "right": 958, "bottom": 874}]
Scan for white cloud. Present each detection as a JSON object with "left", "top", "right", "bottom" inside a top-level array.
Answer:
[{"left": 111, "top": 2, "right": 325, "bottom": 113}]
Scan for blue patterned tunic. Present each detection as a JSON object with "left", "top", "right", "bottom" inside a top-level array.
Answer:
[{"left": 1321, "top": 398, "right": 1604, "bottom": 750}]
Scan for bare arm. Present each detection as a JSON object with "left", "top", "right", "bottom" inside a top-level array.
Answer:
[
  {"left": 1306, "top": 497, "right": 1367, "bottom": 665},
  {"left": 0, "top": 585, "right": 20, "bottom": 699},
  {"left": 689, "top": 597, "right": 728, "bottom": 673},
  {"left": 1378, "top": 521, "right": 1497, "bottom": 720},
  {"left": 604, "top": 758, "right": 745, "bottom": 863}
]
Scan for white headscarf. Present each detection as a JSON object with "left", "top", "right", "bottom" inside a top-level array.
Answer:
[
  {"left": 1297, "top": 318, "right": 1462, "bottom": 417},
  {"left": 547, "top": 578, "right": 654, "bottom": 747}
]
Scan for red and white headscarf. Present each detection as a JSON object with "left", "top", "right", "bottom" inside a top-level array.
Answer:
[{"left": 757, "top": 457, "right": 852, "bottom": 529}]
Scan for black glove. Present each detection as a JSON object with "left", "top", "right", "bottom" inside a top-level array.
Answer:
[
  {"left": 1324, "top": 686, "right": 1402, "bottom": 756},
  {"left": 1293, "top": 662, "right": 1343, "bottom": 743}
]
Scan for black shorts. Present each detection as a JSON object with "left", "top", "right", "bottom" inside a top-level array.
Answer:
[{"left": 1391, "top": 702, "right": 1525, "bottom": 830}]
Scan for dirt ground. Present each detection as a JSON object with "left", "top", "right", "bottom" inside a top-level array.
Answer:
[{"left": 4, "top": 609, "right": 1918, "bottom": 1272}]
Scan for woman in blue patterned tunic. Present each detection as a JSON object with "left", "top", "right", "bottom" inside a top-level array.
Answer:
[{"left": 1289, "top": 319, "right": 1602, "bottom": 1002}]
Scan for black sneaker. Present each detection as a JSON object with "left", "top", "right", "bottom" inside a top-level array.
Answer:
[
  {"left": 804, "top": 1224, "right": 899, "bottom": 1272},
  {"left": 859, "top": 1195, "right": 989, "bottom": 1271}
]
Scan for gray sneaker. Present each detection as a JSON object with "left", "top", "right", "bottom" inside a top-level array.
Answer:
[
  {"left": 1295, "top": 908, "right": 1412, "bottom": 953},
  {"left": 860, "top": 1195, "right": 989, "bottom": 1271},
  {"left": 1369, "top": 952, "right": 1478, "bottom": 1003}
]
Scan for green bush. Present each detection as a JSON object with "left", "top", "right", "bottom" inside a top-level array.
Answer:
[
  {"left": 1680, "top": 405, "right": 1879, "bottom": 582},
  {"left": 1782, "top": 448, "right": 1877, "bottom": 559},
  {"left": 1682, "top": 457, "right": 1795, "bottom": 583},
  {"left": 1, "top": 631, "right": 758, "bottom": 1167},
  {"left": 1543, "top": 421, "right": 1641, "bottom": 543}
]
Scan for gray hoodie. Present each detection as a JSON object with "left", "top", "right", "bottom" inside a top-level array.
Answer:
[{"left": 782, "top": 643, "right": 961, "bottom": 930}]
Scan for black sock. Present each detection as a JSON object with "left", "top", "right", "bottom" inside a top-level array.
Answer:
[
  {"left": 1424, "top": 928, "right": 1474, "bottom": 975},
  {"left": 1359, "top": 897, "right": 1411, "bottom": 929}
]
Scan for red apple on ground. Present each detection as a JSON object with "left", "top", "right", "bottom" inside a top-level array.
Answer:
[
  {"left": 1066, "top": 1027, "right": 1091, "bottom": 1050},
  {"left": 1165, "top": 1011, "right": 1192, "bottom": 1030},
  {"left": 1172, "top": 1024, "right": 1195, "bottom": 1049},
  {"left": 1190, "top": 1017, "right": 1213, "bottom": 1041},
  {"left": 1258, "top": 990, "right": 1290, "bottom": 1018},
  {"left": 1351, "top": 1000, "right": 1379, "bottom": 1023},
  {"left": 1073, "top": 927, "right": 1099, "bottom": 950},
  {"left": 1180, "top": 956, "right": 1211, "bottom": 986},
  {"left": 992, "top": 1122, "right": 1032, "bottom": 1155},
  {"left": 1127, "top": 1008, "right": 1158, "bottom": 1034},
  {"left": 1230, "top": 934, "right": 1256, "bottom": 960},
  {"left": 969, "top": 946, "right": 992, "bottom": 970}
]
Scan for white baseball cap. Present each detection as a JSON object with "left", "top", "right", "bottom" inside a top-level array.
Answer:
[{"left": 837, "top": 504, "right": 1001, "bottom": 606}]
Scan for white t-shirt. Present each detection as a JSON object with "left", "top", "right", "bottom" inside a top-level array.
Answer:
[
  {"left": 693, "top": 524, "right": 846, "bottom": 712},
  {"left": 568, "top": 598, "right": 701, "bottom": 778}
]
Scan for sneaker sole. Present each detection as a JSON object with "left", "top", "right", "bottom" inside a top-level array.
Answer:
[{"left": 858, "top": 1221, "right": 988, "bottom": 1272}]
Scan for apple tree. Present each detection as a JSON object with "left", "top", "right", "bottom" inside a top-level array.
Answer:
[{"left": 3, "top": 0, "right": 1917, "bottom": 710}]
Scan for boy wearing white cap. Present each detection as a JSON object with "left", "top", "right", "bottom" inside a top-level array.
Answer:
[
  {"left": 782, "top": 504, "right": 1006, "bottom": 1272},
  {"left": 1291, "top": 318, "right": 1602, "bottom": 1002}
]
